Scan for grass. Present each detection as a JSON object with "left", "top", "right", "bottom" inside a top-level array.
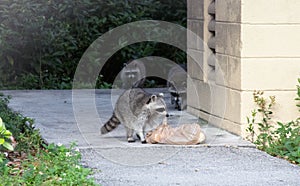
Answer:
[{"left": 0, "top": 93, "right": 98, "bottom": 185}]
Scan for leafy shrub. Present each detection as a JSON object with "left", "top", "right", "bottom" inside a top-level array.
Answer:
[
  {"left": 1, "top": 143, "right": 96, "bottom": 185},
  {"left": 0, "top": 94, "right": 97, "bottom": 185},
  {"left": 246, "top": 79, "right": 300, "bottom": 164},
  {"left": 0, "top": 117, "right": 14, "bottom": 153},
  {"left": 0, "top": 94, "right": 41, "bottom": 151},
  {"left": 0, "top": 0, "right": 186, "bottom": 89}
]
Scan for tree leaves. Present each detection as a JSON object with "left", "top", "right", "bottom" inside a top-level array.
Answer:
[{"left": 0, "top": 0, "right": 186, "bottom": 89}]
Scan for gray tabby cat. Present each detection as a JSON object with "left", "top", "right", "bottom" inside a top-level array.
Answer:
[
  {"left": 100, "top": 88, "right": 168, "bottom": 143},
  {"left": 120, "top": 59, "right": 146, "bottom": 89}
]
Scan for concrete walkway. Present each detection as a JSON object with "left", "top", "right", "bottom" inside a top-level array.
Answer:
[{"left": 2, "top": 89, "right": 300, "bottom": 186}]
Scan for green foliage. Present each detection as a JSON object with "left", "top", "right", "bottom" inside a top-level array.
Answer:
[
  {"left": 246, "top": 80, "right": 300, "bottom": 165},
  {"left": 0, "top": 0, "right": 186, "bottom": 89},
  {"left": 96, "top": 75, "right": 112, "bottom": 89},
  {"left": 246, "top": 91, "right": 276, "bottom": 147},
  {"left": 1, "top": 143, "right": 96, "bottom": 185},
  {"left": 296, "top": 78, "right": 300, "bottom": 111},
  {"left": 0, "top": 94, "right": 97, "bottom": 185},
  {"left": 269, "top": 121, "right": 300, "bottom": 164},
  {"left": 0, "top": 93, "right": 35, "bottom": 148},
  {"left": 144, "top": 79, "right": 157, "bottom": 88},
  {"left": 0, "top": 117, "right": 14, "bottom": 153}
]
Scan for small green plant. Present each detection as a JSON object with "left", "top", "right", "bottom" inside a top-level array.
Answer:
[
  {"left": 246, "top": 91, "right": 276, "bottom": 148},
  {"left": 0, "top": 93, "right": 98, "bottom": 185},
  {"left": 96, "top": 75, "right": 112, "bottom": 89},
  {"left": 246, "top": 79, "right": 300, "bottom": 165},
  {"left": 296, "top": 78, "right": 300, "bottom": 111},
  {"left": 1, "top": 143, "right": 97, "bottom": 185},
  {"left": 0, "top": 117, "right": 14, "bottom": 152}
]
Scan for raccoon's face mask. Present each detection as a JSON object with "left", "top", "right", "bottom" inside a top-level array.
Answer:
[
  {"left": 125, "top": 71, "right": 138, "bottom": 79},
  {"left": 146, "top": 94, "right": 168, "bottom": 116}
]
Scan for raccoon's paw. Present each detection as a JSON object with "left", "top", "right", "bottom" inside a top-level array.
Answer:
[
  {"left": 127, "top": 138, "right": 136, "bottom": 143},
  {"left": 136, "top": 134, "right": 147, "bottom": 143},
  {"left": 136, "top": 134, "right": 141, "bottom": 140}
]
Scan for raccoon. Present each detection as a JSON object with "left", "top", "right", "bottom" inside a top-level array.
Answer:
[
  {"left": 100, "top": 88, "right": 168, "bottom": 143},
  {"left": 167, "top": 64, "right": 187, "bottom": 110},
  {"left": 120, "top": 59, "right": 146, "bottom": 89}
]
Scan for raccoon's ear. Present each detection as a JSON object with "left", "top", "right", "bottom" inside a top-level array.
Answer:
[
  {"left": 157, "top": 93, "right": 164, "bottom": 98},
  {"left": 151, "top": 95, "right": 157, "bottom": 101},
  {"left": 146, "top": 95, "right": 157, "bottom": 104}
]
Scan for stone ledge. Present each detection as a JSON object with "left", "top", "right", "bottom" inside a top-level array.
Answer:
[
  {"left": 216, "top": 0, "right": 241, "bottom": 23},
  {"left": 187, "top": 0, "right": 204, "bottom": 20},
  {"left": 187, "top": 106, "right": 243, "bottom": 136},
  {"left": 187, "top": 49, "right": 205, "bottom": 80},
  {"left": 241, "top": 58, "right": 300, "bottom": 90},
  {"left": 242, "top": 0, "right": 300, "bottom": 24},
  {"left": 241, "top": 90, "right": 300, "bottom": 124},
  {"left": 215, "top": 22, "right": 241, "bottom": 57},
  {"left": 187, "top": 19, "right": 205, "bottom": 50},
  {"left": 241, "top": 25, "right": 300, "bottom": 57}
]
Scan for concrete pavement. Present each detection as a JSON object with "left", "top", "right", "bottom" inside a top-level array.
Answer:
[{"left": 2, "top": 89, "right": 300, "bottom": 186}]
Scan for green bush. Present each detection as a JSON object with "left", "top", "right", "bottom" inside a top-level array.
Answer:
[
  {"left": 246, "top": 79, "right": 300, "bottom": 165},
  {"left": 1, "top": 143, "right": 96, "bottom": 185},
  {"left": 1, "top": 143, "right": 97, "bottom": 185},
  {"left": 0, "top": 93, "right": 36, "bottom": 149},
  {"left": 0, "top": 117, "right": 14, "bottom": 152},
  {"left": 0, "top": 94, "right": 97, "bottom": 185},
  {"left": 0, "top": 0, "right": 186, "bottom": 89}
]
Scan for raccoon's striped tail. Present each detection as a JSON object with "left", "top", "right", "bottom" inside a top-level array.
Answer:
[{"left": 100, "top": 113, "right": 121, "bottom": 134}]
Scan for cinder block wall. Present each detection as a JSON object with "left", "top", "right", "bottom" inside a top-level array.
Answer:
[{"left": 187, "top": 0, "right": 300, "bottom": 137}]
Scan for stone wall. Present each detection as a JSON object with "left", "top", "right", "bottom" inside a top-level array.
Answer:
[{"left": 187, "top": 0, "right": 300, "bottom": 137}]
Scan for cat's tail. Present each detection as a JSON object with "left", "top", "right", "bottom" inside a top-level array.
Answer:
[{"left": 100, "top": 113, "right": 121, "bottom": 134}]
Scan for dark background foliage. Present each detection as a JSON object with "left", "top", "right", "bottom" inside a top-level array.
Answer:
[{"left": 0, "top": 0, "right": 186, "bottom": 89}]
